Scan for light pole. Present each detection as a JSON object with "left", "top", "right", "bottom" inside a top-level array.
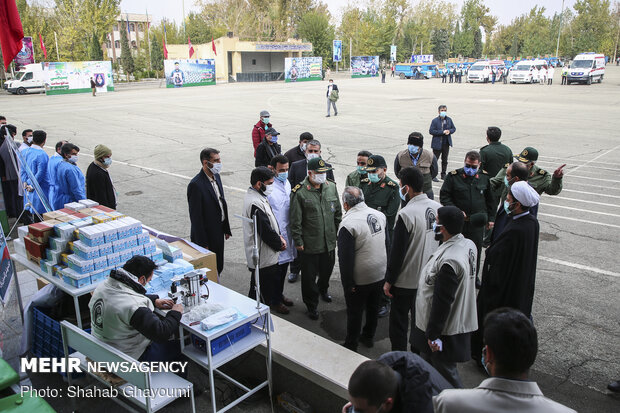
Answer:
[{"left": 555, "top": 0, "right": 565, "bottom": 58}]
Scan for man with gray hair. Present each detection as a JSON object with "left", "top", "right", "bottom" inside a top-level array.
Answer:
[
  {"left": 288, "top": 139, "right": 335, "bottom": 188},
  {"left": 338, "top": 186, "right": 387, "bottom": 351}
]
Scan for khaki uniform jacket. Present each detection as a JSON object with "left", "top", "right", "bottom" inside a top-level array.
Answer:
[
  {"left": 396, "top": 148, "right": 433, "bottom": 193},
  {"left": 491, "top": 164, "right": 563, "bottom": 204}
]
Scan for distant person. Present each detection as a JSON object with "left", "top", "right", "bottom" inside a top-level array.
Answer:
[
  {"left": 391, "top": 64, "right": 395, "bottom": 77},
  {"left": 448, "top": 67, "right": 453, "bottom": 83},
  {"left": 547, "top": 65, "right": 555, "bottom": 85},
  {"left": 86, "top": 144, "right": 116, "bottom": 209},
  {"left": 20, "top": 129, "right": 33, "bottom": 152},
  {"left": 47, "top": 140, "right": 67, "bottom": 209},
  {"left": 381, "top": 67, "right": 386, "bottom": 83},
  {"left": 441, "top": 68, "right": 447, "bottom": 83},
  {"left": 252, "top": 110, "right": 272, "bottom": 157},
  {"left": 345, "top": 150, "right": 372, "bottom": 188},
  {"left": 283, "top": 132, "right": 313, "bottom": 165},
  {"left": 429, "top": 105, "right": 456, "bottom": 180},
  {"left": 54, "top": 143, "right": 86, "bottom": 209},
  {"left": 187, "top": 148, "right": 231, "bottom": 275},
  {"left": 255, "top": 127, "right": 281, "bottom": 167},
  {"left": 433, "top": 308, "right": 577, "bottom": 413},
  {"left": 561, "top": 65, "right": 568, "bottom": 85},
  {"left": 90, "top": 76, "right": 97, "bottom": 96},
  {"left": 21, "top": 130, "right": 49, "bottom": 222},
  {"left": 343, "top": 352, "right": 452, "bottom": 413},
  {"left": 326, "top": 79, "right": 339, "bottom": 117}
]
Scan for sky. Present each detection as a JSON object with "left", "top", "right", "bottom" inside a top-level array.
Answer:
[{"left": 120, "top": 0, "right": 578, "bottom": 26}]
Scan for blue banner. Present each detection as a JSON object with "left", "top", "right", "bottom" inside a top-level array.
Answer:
[{"left": 333, "top": 40, "right": 342, "bottom": 62}]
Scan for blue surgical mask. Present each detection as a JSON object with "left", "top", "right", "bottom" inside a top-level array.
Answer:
[
  {"left": 504, "top": 176, "right": 511, "bottom": 188},
  {"left": 439, "top": 111, "right": 447, "bottom": 117},
  {"left": 399, "top": 185, "right": 408, "bottom": 201},
  {"left": 276, "top": 171, "right": 288, "bottom": 182},
  {"left": 503, "top": 200, "right": 514, "bottom": 215},
  {"left": 408, "top": 145, "right": 420, "bottom": 155},
  {"left": 357, "top": 166, "right": 366, "bottom": 174},
  {"left": 103, "top": 157, "right": 112, "bottom": 167},
  {"left": 263, "top": 117, "right": 270, "bottom": 124},
  {"left": 464, "top": 166, "right": 478, "bottom": 176},
  {"left": 368, "top": 173, "right": 380, "bottom": 183},
  {"left": 270, "top": 135, "right": 278, "bottom": 143}
]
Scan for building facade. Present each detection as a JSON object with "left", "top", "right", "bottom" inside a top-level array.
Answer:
[{"left": 104, "top": 13, "right": 152, "bottom": 64}]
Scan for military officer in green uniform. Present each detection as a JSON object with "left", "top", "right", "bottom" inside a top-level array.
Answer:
[
  {"left": 361, "top": 155, "right": 400, "bottom": 241},
  {"left": 440, "top": 150, "right": 495, "bottom": 278},
  {"left": 345, "top": 150, "right": 372, "bottom": 188},
  {"left": 290, "top": 157, "right": 342, "bottom": 320}
]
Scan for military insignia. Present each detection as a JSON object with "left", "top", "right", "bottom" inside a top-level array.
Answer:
[
  {"left": 367, "top": 158, "right": 374, "bottom": 165},
  {"left": 307, "top": 185, "right": 311, "bottom": 190},
  {"left": 319, "top": 159, "right": 325, "bottom": 167},
  {"left": 482, "top": 170, "right": 488, "bottom": 174},
  {"left": 387, "top": 181, "right": 396, "bottom": 187},
  {"left": 381, "top": 183, "right": 385, "bottom": 188},
  {"left": 504, "top": 163, "right": 509, "bottom": 168},
  {"left": 522, "top": 149, "right": 528, "bottom": 156},
  {"left": 330, "top": 202, "right": 335, "bottom": 212},
  {"left": 361, "top": 178, "right": 369, "bottom": 183},
  {"left": 292, "top": 184, "right": 301, "bottom": 193},
  {"left": 451, "top": 170, "right": 457, "bottom": 175},
  {"left": 539, "top": 169, "right": 546, "bottom": 175}
]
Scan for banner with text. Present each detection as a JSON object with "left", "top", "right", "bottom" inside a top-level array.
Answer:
[
  {"left": 411, "top": 54, "right": 434, "bottom": 63},
  {"left": 351, "top": 56, "right": 379, "bottom": 78},
  {"left": 164, "top": 59, "right": 216, "bottom": 88},
  {"left": 284, "top": 57, "right": 322, "bottom": 82},
  {"left": 390, "top": 45, "right": 397, "bottom": 62},
  {"left": 45, "top": 61, "right": 114, "bottom": 95}
]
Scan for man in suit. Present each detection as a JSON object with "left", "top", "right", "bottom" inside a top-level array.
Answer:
[
  {"left": 429, "top": 105, "right": 456, "bottom": 180},
  {"left": 187, "top": 148, "right": 232, "bottom": 275},
  {"left": 288, "top": 139, "right": 335, "bottom": 188},
  {"left": 433, "top": 308, "right": 576, "bottom": 413},
  {"left": 326, "top": 79, "right": 339, "bottom": 117}
]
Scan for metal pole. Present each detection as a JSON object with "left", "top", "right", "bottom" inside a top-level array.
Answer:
[
  {"left": 182, "top": 0, "right": 186, "bottom": 37},
  {"left": 555, "top": 0, "right": 565, "bottom": 58},
  {"left": 54, "top": 31, "right": 60, "bottom": 61},
  {"left": 146, "top": 8, "right": 152, "bottom": 71},
  {"left": 349, "top": 38, "right": 352, "bottom": 70}
]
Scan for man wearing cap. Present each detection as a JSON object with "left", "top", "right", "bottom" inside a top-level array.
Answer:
[
  {"left": 362, "top": 155, "right": 400, "bottom": 242},
  {"left": 440, "top": 151, "right": 495, "bottom": 279},
  {"left": 289, "top": 157, "right": 342, "bottom": 320},
  {"left": 394, "top": 132, "right": 436, "bottom": 198},
  {"left": 255, "top": 127, "right": 282, "bottom": 168},
  {"left": 284, "top": 132, "right": 313, "bottom": 164},
  {"left": 288, "top": 139, "right": 335, "bottom": 188},
  {"left": 429, "top": 105, "right": 456, "bottom": 180},
  {"left": 472, "top": 181, "right": 541, "bottom": 360},
  {"left": 491, "top": 147, "right": 564, "bottom": 216},
  {"left": 413, "top": 206, "right": 478, "bottom": 388},
  {"left": 252, "top": 110, "right": 272, "bottom": 157},
  {"left": 86, "top": 144, "right": 116, "bottom": 209},
  {"left": 346, "top": 150, "right": 372, "bottom": 188}
]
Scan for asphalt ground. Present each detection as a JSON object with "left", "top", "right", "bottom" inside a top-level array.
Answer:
[{"left": 1, "top": 65, "right": 619, "bottom": 412}]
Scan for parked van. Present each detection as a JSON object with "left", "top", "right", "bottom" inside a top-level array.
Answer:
[
  {"left": 5, "top": 63, "right": 46, "bottom": 95},
  {"left": 467, "top": 60, "right": 504, "bottom": 83},
  {"left": 567, "top": 53, "right": 605, "bottom": 84},
  {"left": 509, "top": 60, "right": 537, "bottom": 83}
]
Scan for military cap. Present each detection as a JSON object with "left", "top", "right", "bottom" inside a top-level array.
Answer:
[
  {"left": 308, "top": 157, "right": 332, "bottom": 172},
  {"left": 364, "top": 155, "right": 387, "bottom": 172},
  {"left": 515, "top": 147, "right": 538, "bottom": 163}
]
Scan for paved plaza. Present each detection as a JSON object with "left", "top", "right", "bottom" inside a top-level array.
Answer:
[{"left": 1, "top": 67, "right": 619, "bottom": 412}]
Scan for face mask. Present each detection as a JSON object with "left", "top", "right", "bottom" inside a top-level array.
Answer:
[
  {"left": 399, "top": 185, "right": 408, "bottom": 201},
  {"left": 481, "top": 348, "right": 491, "bottom": 376},
  {"left": 27, "top": 135, "right": 33, "bottom": 143},
  {"left": 263, "top": 117, "right": 270, "bottom": 124},
  {"left": 368, "top": 172, "right": 381, "bottom": 183},
  {"left": 504, "top": 176, "right": 514, "bottom": 188},
  {"left": 408, "top": 145, "right": 420, "bottom": 155},
  {"left": 312, "top": 173, "right": 327, "bottom": 184},
  {"left": 300, "top": 143, "right": 307, "bottom": 152},
  {"left": 439, "top": 111, "right": 447, "bottom": 117},
  {"left": 68, "top": 155, "right": 78, "bottom": 164},
  {"left": 276, "top": 171, "right": 288, "bottom": 182},
  {"left": 209, "top": 161, "right": 222, "bottom": 174},
  {"left": 356, "top": 165, "right": 366, "bottom": 174},
  {"left": 306, "top": 153, "right": 319, "bottom": 160},
  {"left": 269, "top": 135, "right": 278, "bottom": 143},
  {"left": 504, "top": 200, "right": 515, "bottom": 215},
  {"left": 103, "top": 157, "right": 113, "bottom": 167},
  {"left": 433, "top": 222, "right": 443, "bottom": 241},
  {"left": 464, "top": 166, "right": 478, "bottom": 176},
  {"left": 262, "top": 183, "right": 274, "bottom": 196}
]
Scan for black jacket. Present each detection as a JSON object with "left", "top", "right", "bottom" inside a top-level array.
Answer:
[
  {"left": 283, "top": 145, "right": 306, "bottom": 164},
  {"left": 187, "top": 170, "right": 231, "bottom": 273},
  {"left": 86, "top": 162, "right": 116, "bottom": 209},
  {"left": 326, "top": 83, "right": 339, "bottom": 97},
  {"left": 255, "top": 139, "right": 281, "bottom": 167},
  {"left": 288, "top": 158, "right": 335, "bottom": 187}
]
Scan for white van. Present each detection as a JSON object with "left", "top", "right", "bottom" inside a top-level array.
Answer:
[
  {"left": 467, "top": 60, "right": 504, "bottom": 83},
  {"left": 5, "top": 64, "right": 46, "bottom": 95},
  {"left": 509, "top": 60, "right": 537, "bottom": 83},
  {"left": 567, "top": 53, "right": 605, "bottom": 84}
]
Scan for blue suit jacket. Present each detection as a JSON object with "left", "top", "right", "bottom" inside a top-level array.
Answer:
[{"left": 429, "top": 116, "right": 456, "bottom": 150}]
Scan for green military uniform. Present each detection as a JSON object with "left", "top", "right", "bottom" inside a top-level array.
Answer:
[
  {"left": 345, "top": 169, "right": 366, "bottom": 188},
  {"left": 440, "top": 167, "right": 496, "bottom": 273},
  {"left": 289, "top": 158, "right": 342, "bottom": 314},
  {"left": 480, "top": 142, "right": 513, "bottom": 180},
  {"left": 362, "top": 155, "right": 401, "bottom": 236}
]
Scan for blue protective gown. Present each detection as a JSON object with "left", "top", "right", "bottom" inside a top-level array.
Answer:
[
  {"left": 47, "top": 153, "right": 63, "bottom": 208},
  {"left": 20, "top": 146, "right": 50, "bottom": 214},
  {"left": 54, "top": 160, "right": 86, "bottom": 209}
]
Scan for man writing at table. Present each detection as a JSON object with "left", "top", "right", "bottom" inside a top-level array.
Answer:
[{"left": 89, "top": 256, "right": 185, "bottom": 364}]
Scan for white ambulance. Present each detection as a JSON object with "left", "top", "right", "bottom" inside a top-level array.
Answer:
[
  {"left": 467, "top": 60, "right": 504, "bottom": 83},
  {"left": 567, "top": 53, "right": 605, "bottom": 85},
  {"left": 5, "top": 64, "right": 47, "bottom": 95},
  {"left": 509, "top": 60, "right": 537, "bottom": 83}
]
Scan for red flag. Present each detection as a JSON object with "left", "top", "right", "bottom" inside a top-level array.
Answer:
[
  {"left": 39, "top": 33, "right": 47, "bottom": 59},
  {"left": 0, "top": 0, "right": 25, "bottom": 70},
  {"left": 188, "top": 36, "right": 194, "bottom": 58},
  {"left": 211, "top": 36, "right": 217, "bottom": 56},
  {"left": 162, "top": 35, "right": 168, "bottom": 59}
]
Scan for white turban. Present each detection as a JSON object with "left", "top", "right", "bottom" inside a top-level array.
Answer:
[{"left": 511, "top": 181, "right": 540, "bottom": 207}]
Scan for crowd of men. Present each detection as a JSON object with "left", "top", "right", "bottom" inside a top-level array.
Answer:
[{"left": 0, "top": 115, "right": 117, "bottom": 225}]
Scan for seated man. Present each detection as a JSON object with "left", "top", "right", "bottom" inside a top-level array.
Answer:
[
  {"left": 89, "top": 255, "right": 184, "bottom": 363},
  {"left": 342, "top": 351, "right": 452, "bottom": 413},
  {"left": 433, "top": 308, "right": 576, "bottom": 413}
]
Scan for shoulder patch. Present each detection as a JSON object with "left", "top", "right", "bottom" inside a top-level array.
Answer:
[
  {"left": 387, "top": 180, "right": 396, "bottom": 187},
  {"left": 361, "top": 178, "right": 369, "bottom": 183},
  {"left": 504, "top": 163, "right": 510, "bottom": 168},
  {"left": 481, "top": 170, "right": 488, "bottom": 175},
  {"left": 451, "top": 170, "right": 457, "bottom": 175},
  {"left": 292, "top": 184, "right": 301, "bottom": 193},
  {"left": 539, "top": 169, "right": 547, "bottom": 175}
]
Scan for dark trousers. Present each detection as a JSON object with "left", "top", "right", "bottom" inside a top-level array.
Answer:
[
  {"left": 249, "top": 264, "right": 282, "bottom": 306},
  {"left": 344, "top": 281, "right": 382, "bottom": 351},
  {"left": 442, "top": 76, "right": 446, "bottom": 83},
  {"left": 449, "top": 74, "right": 453, "bottom": 83},
  {"left": 420, "top": 350, "right": 463, "bottom": 388},
  {"left": 463, "top": 222, "right": 484, "bottom": 274},
  {"left": 561, "top": 76, "right": 567, "bottom": 85},
  {"left": 389, "top": 287, "right": 418, "bottom": 352},
  {"left": 2, "top": 180, "right": 22, "bottom": 218},
  {"left": 381, "top": 73, "right": 386, "bottom": 83},
  {"left": 300, "top": 250, "right": 335, "bottom": 311},
  {"left": 433, "top": 145, "right": 450, "bottom": 176},
  {"left": 278, "top": 262, "right": 289, "bottom": 299},
  {"left": 289, "top": 256, "right": 301, "bottom": 275}
]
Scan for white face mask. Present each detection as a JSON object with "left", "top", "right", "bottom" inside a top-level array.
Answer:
[
  {"left": 103, "top": 157, "right": 112, "bottom": 167},
  {"left": 262, "top": 183, "right": 274, "bottom": 196},
  {"left": 27, "top": 135, "right": 33, "bottom": 143},
  {"left": 300, "top": 143, "right": 307, "bottom": 152},
  {"left": 209, "top": 161, "right": 222, "bottom": 174},
  {"left": 306, "top": 153, "right": 319, "bottom": 160},
  {"left": 312, "top": 173, "right": 327, "bottom": 184},
  {"left": 68, "top": 155, "right": 78, "bottom": 164}
]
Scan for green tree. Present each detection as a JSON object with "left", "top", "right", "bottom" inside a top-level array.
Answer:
[
  {"left": 150, "top": 36, "right": 164, "bottom": 72},
  {"left": 473, "top": 27, "right": 482, "bottom": 57},
  {"left": 569, "top": 0, "right": 614, "bottom": 56},
  {"left": 297, "top": 11, "right": 334, "bottom": 68},
  {"left": 120, "top": 21, "right": 134, "bottom": 80},
  {"left": 431, "top": 28, "right": 450, "bottom": 60},
  {"left": 89, "top": 35, "right": 103, "bottom": 60}
]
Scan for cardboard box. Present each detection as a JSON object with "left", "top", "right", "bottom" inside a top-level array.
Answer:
[
  {"left": 93, "top": 205, "right": 115, "bottom": 213},
  {"left": 42, "top": 211, "right": 67, "bottom": 221},
  {"left": 28, "top": 222, "right": 55, "bottom": 244},
  {"left": 37, "top": 277, "right": 50, "bottom": 290},
  {"left": 24, "top": 236, "right": 47, "bottom": 259},
  {"left": 77, "top": 208, "right": 101, "bottom": 217},
  {"left": 170, "top": 240, "right": 218, "bottom": 283}
]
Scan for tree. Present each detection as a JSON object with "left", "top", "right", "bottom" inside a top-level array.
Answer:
[
  {"left": 431, "top": 29, "right": 450, "bottom": 60},
  {"left": 89, "top": 35, "right": 103, "bottom": 60},
  {"left": 297, "top": 11, "right": 334, "bottom": 68},
  {"left": 569, "top": 0, "right": 614, "bottom": 56},
  {"left": 473, "top": 27, "right": 482, "bottom": 57},
  {"left": 150, "top": 36, "right": 164, "bottom": 72},
  {"left": 120, "top": 22, "right": 134, "bottom": 81}
]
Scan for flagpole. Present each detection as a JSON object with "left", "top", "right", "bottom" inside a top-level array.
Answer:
[
  {"left": 182, "top": 0, "right": 186, "bottom": 36},
  {"left": 146, "top": 8, "right": 151, "bottom": 70},
  {"left": 54, "top": 31, "right": 60, "bottom": 61}
]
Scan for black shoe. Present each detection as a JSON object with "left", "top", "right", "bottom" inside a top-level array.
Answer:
[
  {"left": 320, "top": 292, "right": 332, "bottom": 303},
  {"left": 359, "top": 336, "right": 374, "bottom": 348},
  {"left": 334, "top": 112, "right": 338, "bottom": 116},
  {"left": 432, "top": 177, "right": 440, "bottom": 182},
  {"left": 325, "top": 115, "right": 330, "bottom": 117},
  {"left": 287, "top": 273, "right": 299, "bottom": 283},
  {"left": 608, "top": 380, "right": 620, "bottom": 393},
  {"left": 377, "top": 305, "right": 390, "bottom": 318},
  {"left": 441, "top": 173, "right": 446, "bottom": 180},
  {"left": 307, "top": 309, "right": 319, "bottom": 320}
]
